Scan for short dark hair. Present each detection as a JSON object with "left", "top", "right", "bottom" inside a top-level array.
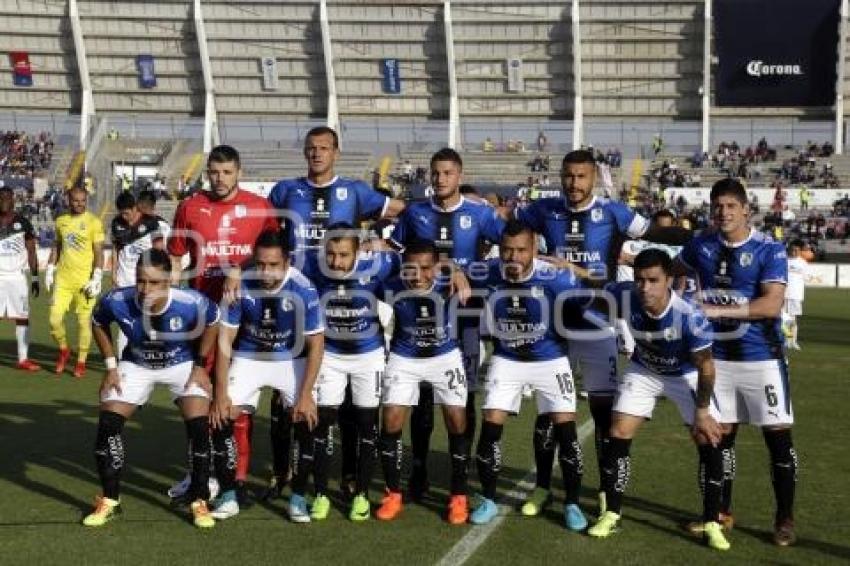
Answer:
[
  {"left": 403, "top": 239, "right": 437, "bottom": 260},
  {"left": 652, "top": 209, "right": 676, "bottom": 223},
  {"left": 324, "top": 222, "right": 360, "bottom": 249},
  {"left": 305, "top": 126, "right": 339, "bottom": 149},
  {"left": 254, "top": 229, "right": 291, "bottom": 256},
  {"left": 502, "top": 219, "right": 534, "bottom": 241},
  {"left": 137, "top": 189, "right": 157, "bottom": 207},
  {"left": 710, "top": 178, "right": 747, "bottom": 205},
  {"left": 789, "top": 239, "right": 804, "bottom": 250},
  {"left": 562, "top": 149, "right": 596, "bottom": 168},
  {"left": 633, "top": 248, "right": 672, "bottom": 275},
  {"left": 208, "top": 145, "right": 241, "bottom": 168},
  {"left": 137, "top": 248, "right": 172, "bottom": 273},
  {"left": 116, "top": 191, "right": 136, "bottom": 211},
  {"left": 430, "top": 147, "right": 463, "bottom": 170}
]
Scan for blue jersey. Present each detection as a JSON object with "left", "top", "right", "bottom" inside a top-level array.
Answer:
[
  {"left": 608, "top": 282, "right": 713, "bottom": 376},
  {"left": 480, "top": 259, "right": 586, "bottom": 361},
  {"left": 301, "top": 250, "right": 400, "bottom": 355},
  {"left": 389, "top": 197, "right": 506, "bottom": 268},
  {"left": 268, "top": 176, "right": 388, "bottom": 251},
  {"left": 678, "top": 229, "right": 787, "bottom": 361},
  {"left": 382, "top": 278, "right": 457, "bottom": 358},
  {"left": 92, "top": 287, "right": 220, "bottom": 369},
  {"left": 222, "top": 267, "right": 324, "bottom": 360}
]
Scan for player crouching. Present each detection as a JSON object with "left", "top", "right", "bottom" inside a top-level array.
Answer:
[{"left": 83, "top": 249, "right": 219, "bottom": 528}]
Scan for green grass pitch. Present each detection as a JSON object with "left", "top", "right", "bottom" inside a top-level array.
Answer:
[{"left": 0, "top": 288, "right": 848, "bottom": 565}]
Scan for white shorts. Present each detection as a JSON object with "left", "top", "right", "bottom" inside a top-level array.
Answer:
[
  {"left": 714, "top": 359, "right": 794, "bottom": 426},
  {"left": 783, "top": 299, "right": 802, "bottom": 317},
  {"left": 0, "top": 275, "right": 28, "bottom": 319},
  {"left": 383, "top": 349, "right": 467, "bottom": 407},
  {"left": 568, "top": 332, "right": 619, "bottom": 394},
  {"left": 483, "top": 356, "right": 577, "bottom": 415},
  {"left": 101, "top": 360, "right": 209, "bottom": 405},
  {"left": 316, "top": 348, "right": 385, "bottom": 408},
  {"left": 228, "top": 356, "right": 308, "bottom": 411},
  {"left": 614, "top": 362, "right": 721, "bottom": 425}
]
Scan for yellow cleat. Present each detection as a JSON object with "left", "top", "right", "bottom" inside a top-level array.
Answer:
[
  {"left": 191, "top": 499, "right": 215, "bottom": 529},
  {"left": 704, "top": 521, "right": 731, "bottom": 551},
  {"left": 82, "top": 495, "right": 120, "bottom": 527},
  {"left": 588, "top": 511, "right": 621, "bottom": 538}
]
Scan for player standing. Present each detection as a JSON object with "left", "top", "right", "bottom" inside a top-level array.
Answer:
[
  {"left": 45, "top": 186, "right": 105, "bottom": 378},
  {"left": 783, "top": 239, "right": 808, "bottom": 350}
]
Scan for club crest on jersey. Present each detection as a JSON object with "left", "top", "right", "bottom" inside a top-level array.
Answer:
[
  {"left": 739, "top": 252, "right": 753, "bottom": 267},
  {"left": 235, "top": 204, "right": 247, "bottom": 218},
  {"left": 336, "top": 187, "right": 348, "bottom": 200},
  {"left": 459, "top": 215, "right": 472, "bottom": 230},
  {"left": 591, "top": 208, "right": 604, "bottom": 223},
  {"left": 663, "top": 327, "right": 678, "bottom": 341},
  {"left": 530, "top": 286, "right": 544, "bottom": 298},
  {"left": 169, "top": 317, "right": 183, "bottom": 331},
  {"left": 281, "top": 298, "right": 294, "bottom": 312}
]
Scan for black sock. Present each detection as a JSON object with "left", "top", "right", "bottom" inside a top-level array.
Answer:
[
  {"left": 355, "top": 407, "right": 379, "bottom": 495},
  {"left": 475, "top": 421, "right": 503, "bottom": 501},
  {"left": 763, "top": 428, "right": 797, "bottom": 523},
  {"left": 600, "top": 437, "right": 631, "bottom": 515},
  {"left": 589, "top": 398, "right": 614, "bottom": 489},
  {"left": 339, "top": 386, "right": 358, "bottom": 481},
  {"left": 553, "top": 421, "right": 583, "bottom": 504},
  {"left": 212, "top": 420, "right": 237, "bottom": 494},
  {"left": 380, "top": 430, "right": 403, "bottom": 492},
  {"left": 464, "top": 391, "right": 477, "bottom": 445},
  {"left": 94, "top": 410, "right": 126, "bottom": 500},
  {"left": 313, "top": 407, "right": 337, "bottom": 496},
  {"left": 719, "top": 430, "right": 737, "bottom": 514},
  {"left": 410, "top": 384, "right": 434, "bottom": 481},
  {"left": 269, "top": 392, "right": 291, "bottom": 482},
  {"left": 698, "top": 443, "right": 723, "bottom": 522},
  {"left": 532, "top": 414, "right": 555, "bottom": 490},
  {"left": 185, "top": 416, "right": 211, "bottom": 501},
  {"left": 448, "top": 432, "right": 470, "bottom": 495},
  {"left": 291, "top": 421, "right": 314, "bottom": 496}
]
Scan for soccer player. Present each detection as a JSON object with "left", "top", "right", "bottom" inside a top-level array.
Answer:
[
  {"left": 587, "top": 249, "right": 729, "bottom": 551},
  {"left": 166, "top": 145, "right": 278, "bottom": 500},
  {"left": 783, "top": 239, "right": 808, "bottom": 350},
  {"left": 45, "top": 186, "right": 105, "bottom": 378},
  {"left": 0, "top": 186, "right": 41, "bottom": 370},
  {"left": 83, "top": 249, "right": 219, "bottom": 528},
  {"left": 470, "top": 222, "right": 587, "bottom": 530},
  {"left": 299, "top": 224, "right": 400, "bottom": 521},
  {"left": 375, "top": 240, "right": 470, "bottom": 524},
  {"left": 136, "top": 189, "right": 172, "bottom": 241},
  {"left": 388, "top": 147, "right": 506, "bottom": 500},
  {"left": 677, "top": 179, "right": 798, "bottom": 546},
  {"left": 208, "top": 230, "right": 323, "bottom": 522},
  {"left": 513, "top": 149, "right": 690, "bottom": 517}
]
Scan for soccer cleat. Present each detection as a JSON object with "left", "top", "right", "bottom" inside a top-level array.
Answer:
[
  {"left": 54, "top": 347, "right": 70, "bottom": 374},
  {"left": 191, "top": 499, "right": 215, "bottom": 528},
  {"left": 73, "top": 361, "right": 86, "bottom": 379},
  {"left": 773, "top": 518, "right": 796, "bottom": 547},
  {"left": 470, "top": 497, "right": 498, "bottom": 525},
  {"left": 288, "top": 493, "right": 311, "bottom": 523},
  {"left": 588, "top": 511, "right": 621, "bottom": 538},
  {"left": 447, "top": 494, "right": 469, "bottom": 525},
  {"left": 82, "top": 495, "right": 120, "bottom": 527},
  {"left": 310, "top": 494, "right": 331, "bottom": 521},
  {"left": 703, "top": 521, "right": 731, "bottom": 551},
  {"left": 376, "top": 490, "right": 403, "bottom": 521},
  {"left": 349, "top": 494, "right": 371, "bottom": 522},
  {"left": 260, "top": 475, "right": 285, "bottom": 501},
  {"left": 520, "top": 487, "right": 551, "bottom": 517},
  {"left": 16, "top": 359, "right": 41, "bottom": 372},
  {"left": 210, "top": 490, "right": 239, "bottom": 520},
  {"left": 685, "top": 512, "right": 735, "bottom": 535},
  {"left": 564, "top": 503, "right": 588, "bottom": 532},
  {"left": 168, "top": 475, "right": 220, "bottom": 502}
]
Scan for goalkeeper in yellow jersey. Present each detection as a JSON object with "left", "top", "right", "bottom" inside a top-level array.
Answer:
[{"left": 45, "top": 186, "right": 105, "bottom": 378}]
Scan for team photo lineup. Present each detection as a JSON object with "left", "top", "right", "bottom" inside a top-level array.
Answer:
[{"left": 8, "top": 123, "right": 816, "bottom": 559}]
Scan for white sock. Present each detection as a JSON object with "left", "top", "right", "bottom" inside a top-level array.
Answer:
[{"left": 16, "top": 324, "right": 28, "bottom": 362}]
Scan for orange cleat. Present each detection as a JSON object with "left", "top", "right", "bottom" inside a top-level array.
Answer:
[
  {"left": 376, "top": 490, "right": 403, "bottom": 521},
  {"left": 55, "top": 348, "right": 71, "bottom": 374},
  {"left": 447, "top": 494, "right": 469, "bottom": 525},
  {"left": 73, "top": 361, "right": 87, "bottom": 379},
  {"left": 16, "top": 359, "right": 41, "bottom": 372}
]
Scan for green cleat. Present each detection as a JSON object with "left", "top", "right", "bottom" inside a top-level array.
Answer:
[
  {"left": 311, "top": 494, "right": 331, "bottom": 521},
  {"left": 349, "top": 494, "right": 371, "bottom": 522},
  {"left": 704, "top": 521, "right": 731, "bottom": 551},
  {"left": 82, "top": 495, "right": 120, "bottom": 527},
  {"left": 588, "top": 511, "right": 621, "bottom": 538},
  {"left": 521, "top": 487, "right": 551, "bottom": 517}
]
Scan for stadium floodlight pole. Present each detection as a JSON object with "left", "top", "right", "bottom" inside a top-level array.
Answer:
[
  {"left": 194, "top": 0, "right": 220, "bottom": 154},
  {"left": 572, "top": 0, "right": 583, "bottom": 149},
  {"left": 320, "top": 0, "right": 341, "bottom": 147},
  {"left": 702, "top": 0, "right": 712, "bottom": 154},
  {"left": 444, "top": 0, "right": 460, "bottom": 149},
  {"left": 69, "top": 0, "right": 95, "bottom": 150},
  {"left": 836, "top": 0, "right": 848, "bottom": 154}
]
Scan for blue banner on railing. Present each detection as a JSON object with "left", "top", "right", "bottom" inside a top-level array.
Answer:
[
  {"left": 137, "top": 54, "right": 157, "bottom": 88},
  {"left": 382, "top": 59, "right": 401, "bottom": 94}
]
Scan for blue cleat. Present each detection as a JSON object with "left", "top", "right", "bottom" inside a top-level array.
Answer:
[
  {"left": 564, "top": 503, "right": 588, "bottom": 532},
  {"left": 470, "top": 497, "right": 499, "bottom": 525},
  {"left": 288, "top": 493, "right": 311, "bottom": 523}
]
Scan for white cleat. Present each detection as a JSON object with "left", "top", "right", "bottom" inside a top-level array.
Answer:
[{"left": 168, "top": 474, "right": 220, "bottom": 501}]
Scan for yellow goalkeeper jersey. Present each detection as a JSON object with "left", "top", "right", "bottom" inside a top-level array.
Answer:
[{"left": 55, "top": 211, "right": 104, "bottom": 285}]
